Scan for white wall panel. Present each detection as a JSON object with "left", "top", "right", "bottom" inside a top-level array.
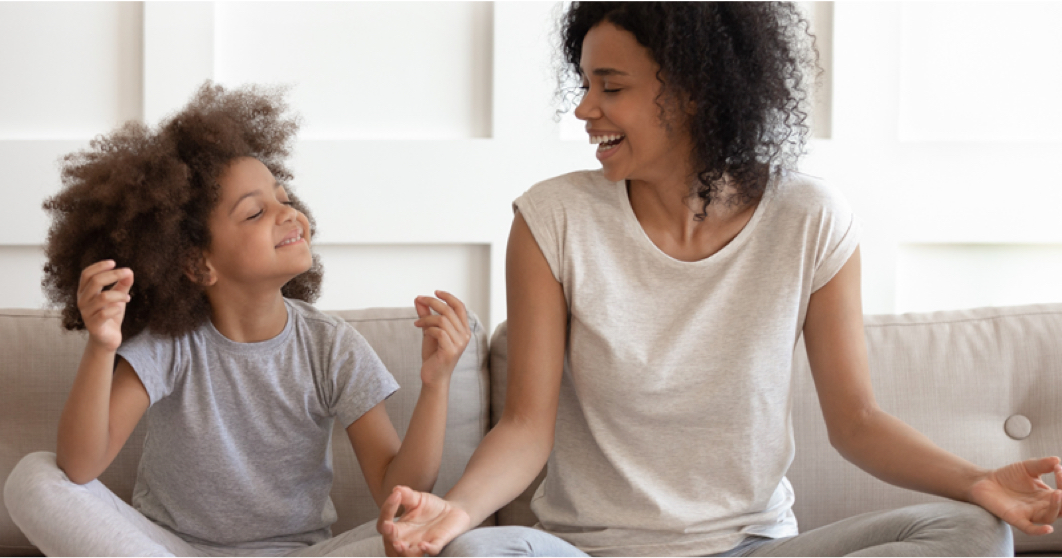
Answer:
[
  {"left": 314, "top": 244, "right": 490, "bottom": 322},
  {"left": 897, "top": 244, "right": 1062, "bottom": 313},
  {"left": 898, "top": 2, "right": 1062, "bottom": 142},
  {"left": 0, "top": 246, "right": 47, "bottom": 309},
  {"left": 215, "top": 2, "right": 493, "bottom": 140},
  {"left": 0, "top": 2, "right": 142, "bottom": 139}
]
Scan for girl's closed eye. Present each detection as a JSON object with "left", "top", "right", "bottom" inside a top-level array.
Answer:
[{"left": 248, "top": 209, "right": 264, "bottom": 221}]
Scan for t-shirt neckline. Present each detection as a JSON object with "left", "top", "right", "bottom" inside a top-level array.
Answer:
[
  {"left": 615, "top": 177, "right": 772, "bottom": 266},
  {"left": 204, "top": 299, "right": 294, "bottom": 354}
]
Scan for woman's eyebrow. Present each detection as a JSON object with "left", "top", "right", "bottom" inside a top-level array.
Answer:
[{"left": 587, "top": 67, "right": 630, "bottom": 77}]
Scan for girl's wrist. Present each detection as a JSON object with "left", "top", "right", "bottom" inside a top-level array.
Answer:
[{"left": 418, "top": 377, "right": 452, "bottom": 394}]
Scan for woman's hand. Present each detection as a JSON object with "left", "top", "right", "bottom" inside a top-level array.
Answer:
[
  {"left": 970, "top": 456, "right": 1062, "bottom": 536},
  {"left": 378, "top": 485, "right": 473, "bottom": 557},
  {"left": 414, "top": 291, "right": 470, "bottom": 388},
  {"left": 77, "top": 260, "right": 134, "bottom": 352}
]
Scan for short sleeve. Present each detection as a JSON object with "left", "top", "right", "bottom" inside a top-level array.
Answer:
[
  {"left": 513, "top": 179, "right": 567, "bottom": 283},
  {"left": 809, "top": 182, "right": 862, "bottom": 293},
  {"left": 116, "top": 330, "right": 183, "bottom": 405},
  {"left": 330, "top": 323, "right": 399, "bottom": 428}
]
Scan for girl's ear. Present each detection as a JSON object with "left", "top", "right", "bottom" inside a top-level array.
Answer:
[{"left": 184, "top": 252, "right": 217, "bottom": 287}]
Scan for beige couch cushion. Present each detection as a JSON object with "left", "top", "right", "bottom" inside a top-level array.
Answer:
[
  {"left": 490, "top": 304, "right": 1062, "bottom": 553},
  {"left": 0, "top": 306, "right": 490, "bottom": 556},
  {"left": 790, "top": 303, "right": 1062, "bottom": 554}
]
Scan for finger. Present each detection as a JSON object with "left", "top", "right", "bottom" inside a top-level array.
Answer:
[
  {"left": 78, "top": 260, "right": 116, "bottom": 291},
  {"left": 433, "top": 291, "right": 469, "bottom": 333},
  {"left": 426, "top": 328, "right": 456, "bottom": 353},
  {"left": 79, "top": 268, "right": 134, "bottom": 301},
  {"left": 82, "top": 291, "right": 130, "bottom": 319},
  {"left": 97, "top": 304, "right": 126, "bottom": 322},
  {"left": 1054, "top": 463, "right": 1062, "bottom": 490},
  {"left": 111, "top": 270, "right": 134, "bottom": 295},
  {"left": 417, "top": 296, "right": 459, "bottom": 329},
  {"left": 1024, "top": 456, "right": 1062, "bottom": 477},
  {"left": 414, "top": 297, "right": 432, "bottom": 320},
  {"left": 414, "top": 315, "right": 461, "bottom": 347}
]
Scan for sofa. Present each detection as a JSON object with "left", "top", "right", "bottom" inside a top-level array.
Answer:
[{"left": 2, "top": 303, "right": 1060, "bottom": 556}]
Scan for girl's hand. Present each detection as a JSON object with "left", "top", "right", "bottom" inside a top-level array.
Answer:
[
  {"left": 413, "top": 291, "right": 470, "bottom": 389},
  {"left": 970, "top": 456, "right": 1062, "bottom": 536},
  {"left": 77, "top": 260, "right": 134, "bottom": 352},
  {"left": 378, "top": 485, "right": 472, "bottom": 557}
]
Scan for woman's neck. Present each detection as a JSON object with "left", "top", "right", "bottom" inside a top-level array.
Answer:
[
  {"left": 627, "top": 176, "right": 759, "bottom": 262},
  {"left": 205, "top": 285, "right": 289, "bottom": 343}
]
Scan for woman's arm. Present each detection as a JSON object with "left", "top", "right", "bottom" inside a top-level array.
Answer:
[
  {"left": 805, "top": 246, "right": 1062, "bottom": 536},
  {"left": 378, "top": 212, "right": 569, "bottom": 556},
  {"left": 348, "top": 292, "right": 471, "bottom": 507},
  {"left": 56, "top": 261, "right": 149, "bottom": 484}
]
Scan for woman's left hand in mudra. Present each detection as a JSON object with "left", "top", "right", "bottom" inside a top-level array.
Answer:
[{"left": 970, "top": 456, "right": 1062, "bottom": 536}]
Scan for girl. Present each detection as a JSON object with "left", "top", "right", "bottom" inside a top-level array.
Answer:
[
  {"left": 378, "top": 3, "right": 1062, "bottom": 556},
  {"left": 4, "top": 83, "right": 472, "bottom": 557}
]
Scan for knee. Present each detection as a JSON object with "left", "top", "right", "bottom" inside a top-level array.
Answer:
[
  {"left": 913, "top": 502, "right": 1013, "bottom": 557},
  {"left": 3, "top": 452, "right": 64, "bottom": 514},
  {"left": 440, "top": 527, "right": 539, "bottom": 558}
]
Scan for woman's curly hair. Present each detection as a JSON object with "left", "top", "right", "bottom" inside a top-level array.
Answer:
[
  {"left": 42, "top": 82, "right": 323, "bottom": 339},
  {"left": 558, "top": 2, "right": 818, "bottom": 214}
]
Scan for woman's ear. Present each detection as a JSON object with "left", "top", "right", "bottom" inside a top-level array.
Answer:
[{"left": 184, "top": 252, "right": 217, "bottom": 287}]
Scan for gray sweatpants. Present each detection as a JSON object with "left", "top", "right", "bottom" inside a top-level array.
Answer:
[
  {"left": 5, "top": 452, "right": 457, "bottom": 557},
  {"left": 439, "top": 504, "right": 1014, "bottom": 557}
]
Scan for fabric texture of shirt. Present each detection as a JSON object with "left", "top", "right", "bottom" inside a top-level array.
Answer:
[
  {"left": 116, "top": 298, "right": 399, "bottom": 546},
  {"left": 513, "top": 169, "right": 861, "bottom": 556}
]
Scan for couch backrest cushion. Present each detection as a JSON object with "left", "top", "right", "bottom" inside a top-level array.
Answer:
[
  {"left": 490, "top": 304, "right": 1062, "bottom": 553},
  {"left": 0, "top": 307, "right": 490, "bottom": 555},
  {"left": 790, "top": 303, "right": 1062, "bottom": 554}
]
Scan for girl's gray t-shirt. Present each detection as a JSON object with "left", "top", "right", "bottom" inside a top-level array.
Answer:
[
  {"left": 514, "top": 170, "right": 860, "bottom": 557},
  {"left": 117, "top": 298, "right": 399, "bottom": 546}
]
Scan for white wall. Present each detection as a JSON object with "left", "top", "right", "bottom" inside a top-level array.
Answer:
[{"left": 1, "top": 2, "right": 1060, "bottom": 334}]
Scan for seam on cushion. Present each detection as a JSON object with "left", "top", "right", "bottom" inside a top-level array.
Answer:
[{"left": 866, "top": 310, "right": 1062, "bottom": 329}]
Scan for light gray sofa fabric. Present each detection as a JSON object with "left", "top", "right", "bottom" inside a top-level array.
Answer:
[{"left": 0, "top": 307, "right": 490, "bottom": 556}]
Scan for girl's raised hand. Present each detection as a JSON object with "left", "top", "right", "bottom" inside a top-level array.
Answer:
[
  {"left": 77, "top": 260, "right": 134, "bottom": 352},
  {"left": 413, "top": 291, "right": 470, "bottom": 388}
]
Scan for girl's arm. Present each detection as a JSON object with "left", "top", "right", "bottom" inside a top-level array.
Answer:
[
  {"left": 377, "top": 213, "right": 568, "bottom": 556},
  {"left": 347, "top": 292, "right": 472, "bottom": 507},
  {"left": 805, "top": 246, "right": 1062, "bottom": 536},
  {"left": 56, "top": 260, "right": 149, "bottom": 484}
]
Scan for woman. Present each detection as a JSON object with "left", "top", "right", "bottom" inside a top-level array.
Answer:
[{"left": 378, "top": 3, "right": 1062, "bottom": 556}]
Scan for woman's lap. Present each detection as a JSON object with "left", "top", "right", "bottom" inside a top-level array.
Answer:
[{"left": 444, "top": 502, "right": 1012, "bottom": 557}]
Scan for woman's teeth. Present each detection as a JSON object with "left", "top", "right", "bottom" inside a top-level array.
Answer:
[{"left": 591, "top": 134, "right": 625, "bottom": 152}]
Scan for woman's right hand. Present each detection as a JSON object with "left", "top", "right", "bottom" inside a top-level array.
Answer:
[
  {"left": 378, "top": 485, "right": 473, "bottom": 557},
  {"left": 77, "top": 260, "right": 134, "bottom": 352}
]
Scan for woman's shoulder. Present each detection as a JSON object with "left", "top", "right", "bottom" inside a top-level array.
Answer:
[
  {"left": 768, "top": 171, "right": 854, "bottom": 217},
  {"left": 516, "top": 169, "right": 620, "bottom": 219}
]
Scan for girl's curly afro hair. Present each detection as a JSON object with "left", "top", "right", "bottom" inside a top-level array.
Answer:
[
  {"left": 559, "top": 2, "right": 818, "bottom": 214},
  {"left": 42, "top": 82, "right": 323, "bottom": 339}
]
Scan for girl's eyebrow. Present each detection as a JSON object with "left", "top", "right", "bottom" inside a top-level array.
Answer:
[
  {"left": 228, "top": 181, "right": 281, "bottom": 216},
  {"left": 581, "top": 67, "right": 630, "bottom": 77}
]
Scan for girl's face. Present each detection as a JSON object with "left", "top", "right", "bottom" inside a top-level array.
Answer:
[
  {"left": 574, "top": 22, "right": 694, "bottom": 185},
  {"left": 202, "top": 157, "right": 312, "bottom": 291}
]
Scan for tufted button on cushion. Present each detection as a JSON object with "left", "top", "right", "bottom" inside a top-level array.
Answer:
[{"left": 1004, "top": 415, "right": 1033, "bottom": 440}]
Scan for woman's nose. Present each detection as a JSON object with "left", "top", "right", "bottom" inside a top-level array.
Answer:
[{"left": 573, "top": 89, "right": 599, "bottom": 121}]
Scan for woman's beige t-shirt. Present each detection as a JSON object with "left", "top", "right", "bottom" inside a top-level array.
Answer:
[{"left": 513, "top": 169, "right": 860, "bottom": 557}]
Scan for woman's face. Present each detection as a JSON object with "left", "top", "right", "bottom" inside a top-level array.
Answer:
[
  {"left": 574, "top": 22, "right": 694, "bottom": 185},
  {"left": 203, "top": 157, "right": 313, "bottom": 290}
]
